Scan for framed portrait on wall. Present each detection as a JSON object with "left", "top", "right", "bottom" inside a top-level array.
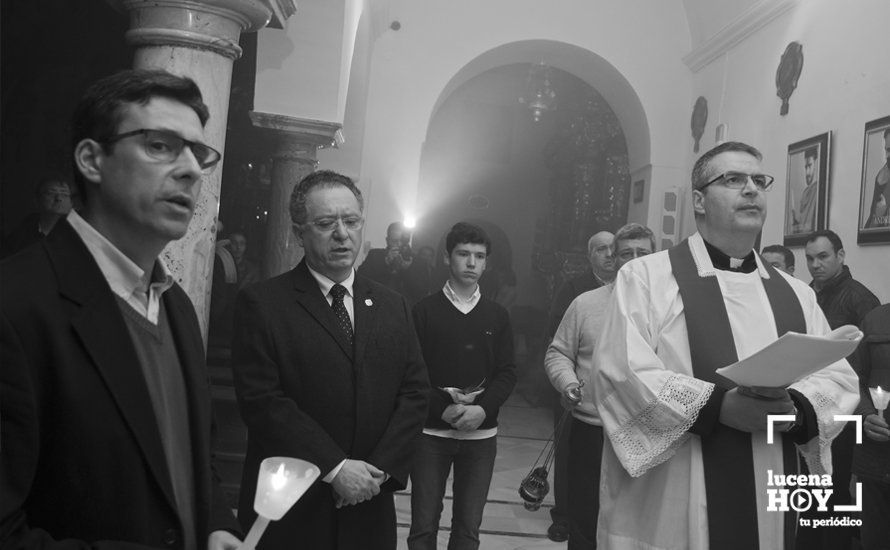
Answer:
[
  {"left": 857, "top": 115, "right": 890, "bottom": 244},
  {"left": 783, "top": 132, "right": 831, "bottom": 247}
]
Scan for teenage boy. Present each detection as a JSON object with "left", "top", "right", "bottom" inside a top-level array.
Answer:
[{"left": 407, "top": 222, "right": 517, "bottom": 550}]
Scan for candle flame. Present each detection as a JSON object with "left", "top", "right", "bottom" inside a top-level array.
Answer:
[{"left": 271, "top": 463, "right": 288, "bottom": 491}]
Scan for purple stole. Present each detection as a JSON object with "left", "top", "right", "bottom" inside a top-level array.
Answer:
[{"left": 669, "top": 239, "right": 806, "bottom": 550}]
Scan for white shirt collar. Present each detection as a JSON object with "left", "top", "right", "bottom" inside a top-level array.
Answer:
[
  {"left": 67, "top": 210, "right": 174, "bottom": 298},
  {"left": 307, "top": 264, "right": 355, "bottom": 298},
  {"left": 443, "top": 280, "right": 481, "bottom": 313}
]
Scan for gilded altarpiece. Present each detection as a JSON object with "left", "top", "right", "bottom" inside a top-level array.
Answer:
[{"left": 532, "top": 93, "right": 630, "bottom": 301}]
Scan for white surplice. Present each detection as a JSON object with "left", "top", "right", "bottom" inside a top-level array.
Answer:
[{"left": 593, "top": 232, "right": 859, "bottom": 550}]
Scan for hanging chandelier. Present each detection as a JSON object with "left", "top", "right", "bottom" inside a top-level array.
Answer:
[{"left": 519, "top": 62, "right": 557, "bottom": 122}]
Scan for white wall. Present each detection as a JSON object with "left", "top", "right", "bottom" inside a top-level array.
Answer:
[
  {"left": 255, "top": 0, "right": 361, "bottom": 123},
  {"left": 688, "top": 0, "right": 890, "bottom": 301},
  {"left": 354, "top": 0, "right": 693, "bottom": 248},
  {"left": 317, "top": 1, "right": 374, "bottom": 179}
]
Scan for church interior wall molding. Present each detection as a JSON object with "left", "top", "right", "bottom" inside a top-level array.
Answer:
[{"left": 683, "top": 0, "right": 800, "bottom": 73}]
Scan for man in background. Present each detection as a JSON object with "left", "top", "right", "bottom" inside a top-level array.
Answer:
[
  {"left": 548, "top": 231, "right": 615, "bottom": 336},
  {"left": 761, "top": 243, "right": 795, "bottom": 276},
  {"left": 545, "top": 222, "right": 655, "bottom": 549},
  {"left": 544, "top": 229, "right": 614, "bottom": 542},
  {"left": 359, "top": 221, "right": 431, "bottom": 305},
  {"left": 800, "top": 228, "right": 879, "bottom": 549},
  {"left": 1, "top": 174, "right": 74, "bottom": 258},
  {"left": 228, "top": 231, "right": 260, "bottom": 288},
  {"left": 805, "top": 229, "right": 878, "bottom": 330}
]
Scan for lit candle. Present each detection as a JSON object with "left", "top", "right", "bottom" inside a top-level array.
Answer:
[
  {"left": 870, "top": 386, "right": 889, "bottom": 415},
  {"left": 237, "top": 457, "right": 320, "bottom": 550}
]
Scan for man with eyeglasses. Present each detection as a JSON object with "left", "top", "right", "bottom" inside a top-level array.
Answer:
[
  {"left": 592, "top": 142, "right": 858, "bottom": 550},
  {"left": 544, "top": 222, "right": 654, "bottom": 550},
  {"left": 1, "top": 173, "right": 74, "bottom": 258},
  {"left": 231, "top": 170, "right": 428, "bottom": 549},
  {"left": 0, "top": 69, "right": 241, "bottom": 550}
]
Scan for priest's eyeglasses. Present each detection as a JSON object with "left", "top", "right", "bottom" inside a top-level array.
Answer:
[
  {"left": 101, "top": 129, "right": 222, "bottom": 172},
  {"left": 308, "top": 216, "right": 364, "bottom": 232},
  {"left": 701, "top": 171, "right": 775, "bottom": 192}
]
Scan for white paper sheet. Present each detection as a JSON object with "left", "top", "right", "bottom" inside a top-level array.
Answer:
[{"left": 715, "top": 324, "right": 863, "bottom": 387}]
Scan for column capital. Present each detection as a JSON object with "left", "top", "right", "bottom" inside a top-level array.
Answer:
[
  {"left": 250, "top": 111, "right": 344, "bottom": 159},
  {"left": 109, "top": 0, "right": 275, "bottom": 59},
  {"left": 265, "top": 0, "right": 298, "bottom": 29}
]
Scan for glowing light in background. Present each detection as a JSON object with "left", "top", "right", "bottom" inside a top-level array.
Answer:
[{"left": 404, "top": 215, "right": 417, "bottom": 229}]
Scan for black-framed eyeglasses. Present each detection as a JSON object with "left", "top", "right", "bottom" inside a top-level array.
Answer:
[
  {"left": 306, "top": 216, "right": 364, "bottom": 232},
  {"left": 101, "top": 129, "right": 221, "bottom": 171},
  {"left": 700, "top": 171, "right": 774, "bottom": 192}
]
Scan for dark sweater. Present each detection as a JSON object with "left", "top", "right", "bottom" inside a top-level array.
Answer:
[
  {"left": 412, "top": 290, "right": 516, "bottom": 431},
  {"left": 116, "top": 297, "right": 197, "bottom": 550}
]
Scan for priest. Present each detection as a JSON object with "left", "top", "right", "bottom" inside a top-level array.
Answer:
[{"left": 592, "top": 141, "right": 859, "bottom": 550}]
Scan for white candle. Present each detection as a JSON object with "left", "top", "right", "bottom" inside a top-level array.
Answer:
[
  {"left": 869, "top": 386, "right": 889, "bottom": 414},
  {"left": 237, "top": 457, "right": 320, "bottom": 550}
]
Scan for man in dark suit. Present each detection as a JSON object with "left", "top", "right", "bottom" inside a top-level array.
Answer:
[
  {"left": 0, "top": 70, "right": 240, "bottom": 549},
  {"left": 232, "top": 170, "right": 429, "bottom": 549}
]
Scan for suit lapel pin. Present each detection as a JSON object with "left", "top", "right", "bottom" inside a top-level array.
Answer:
[{"left": 365, "top": 298, "right": 373, "bottom": 306}]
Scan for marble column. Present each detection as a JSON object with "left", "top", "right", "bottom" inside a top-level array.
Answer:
[
  {"left": 109, "top": 0, "right": 287, "bottom": 340},
  {"left": 250, "top": 112, "right": 343, "bottom": 278}
]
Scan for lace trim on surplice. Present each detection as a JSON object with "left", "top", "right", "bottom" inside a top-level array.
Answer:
[{"left": 610, "top": 374, "right": 714, "bottom": 477}]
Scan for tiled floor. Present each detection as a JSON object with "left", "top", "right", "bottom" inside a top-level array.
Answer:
[{"left": 395, "top": 394, "right": 569, "bottom": 550}]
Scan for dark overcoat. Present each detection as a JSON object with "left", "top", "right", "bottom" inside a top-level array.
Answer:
[
  {"left": 0, "top": 220, "right": 239, "bottom": 549},
  {"left": 232, "top": 260, "right": 429, "bottom": 550}
]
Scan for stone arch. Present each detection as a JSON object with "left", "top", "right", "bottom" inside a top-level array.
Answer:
[{"left": 424, "top": 39, "right": 650, "bottom": 173}]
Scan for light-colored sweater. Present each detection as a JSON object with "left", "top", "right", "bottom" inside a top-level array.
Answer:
[{"left": 544, "top": 284, "right": 613, "bottom": 425}]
